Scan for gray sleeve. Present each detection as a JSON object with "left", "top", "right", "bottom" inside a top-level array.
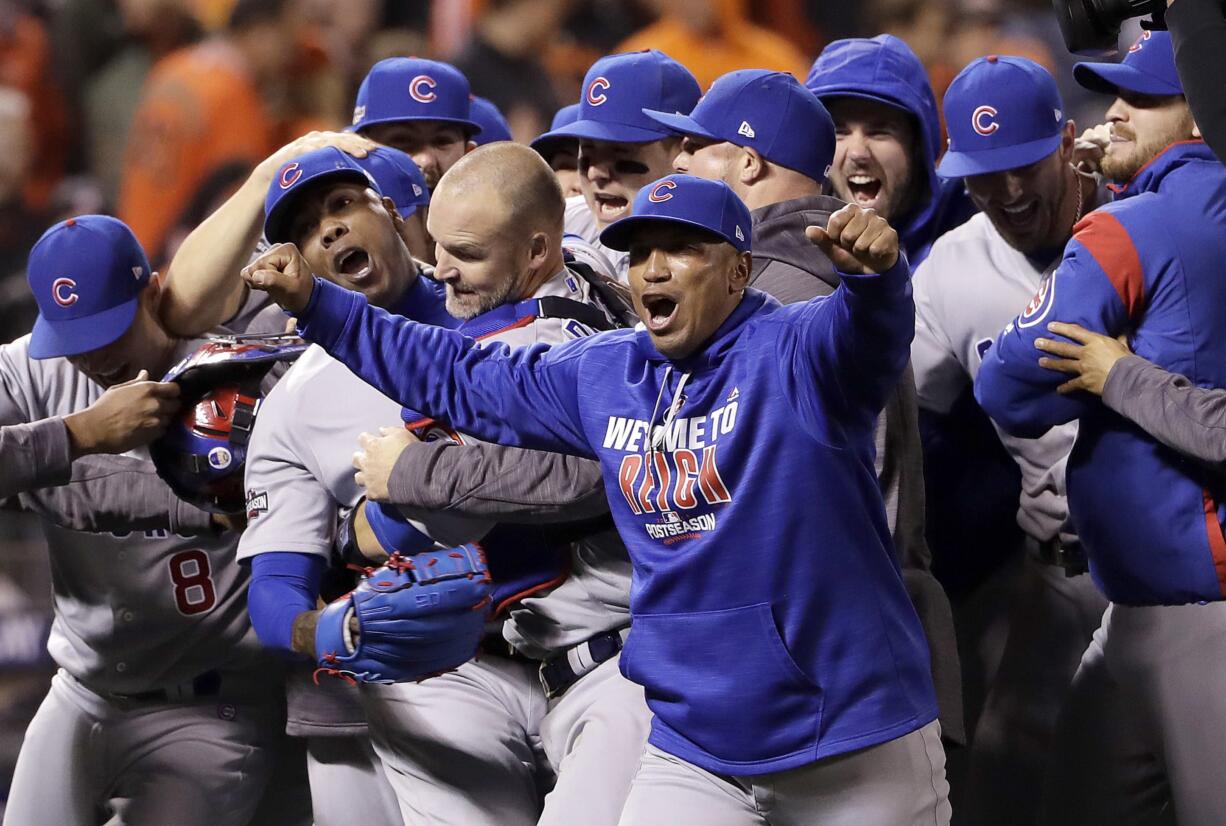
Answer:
[
  {"left": 0, "top": 417, "right": 73, "bottom": 498},
  {"left": 911, "top": 260, "right": 970, "bottom": 414},
  {"left": 5, "top": 453, "right": 215, "bottom": 534},
  {"left": 748, "top": 260, "right": 830, "bottom": 304},
  {"left": 1102, "top": 355, "right": 1226, "bottom": 470},
  {"left": 387, "top": 440, "right": 610, "bottom": 523}
]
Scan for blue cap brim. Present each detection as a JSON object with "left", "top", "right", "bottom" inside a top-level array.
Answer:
[
  {"left": 599, "top": 214, "right": 744, "bottom": 253},
  {"left": 29, "top": 297, "right": 139, "bottom": 359},
  {"left": 937, "top": 132, "right": 1063, "bottom": 178},
  {"left": 529, "top": 133, "right": 577, "bottom": 158},
  {"left": 265, "top": 167, "right": 374, "bottom": 244},
  {"left": 541, "top": 119, "right": 674, "bottom": 145},
  {"left": 1072, "top": 63, "right": 1182, "bottom": 97},
  {"left": 354, "top": 114, "right": 483, "bottom": 135},
  {"left": 640, "top": 109, "right": 722, "bottom": 142}
]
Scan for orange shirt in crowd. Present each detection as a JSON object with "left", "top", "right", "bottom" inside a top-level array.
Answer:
[
  {"left": 616, "top": 0, "right": 810, "bottom": 90},
  {"left": 118, "top": 38, "right": 274, "bottom": 260},
  {"left": 0, "top": 11, "right": 68, "bottom": 211}
]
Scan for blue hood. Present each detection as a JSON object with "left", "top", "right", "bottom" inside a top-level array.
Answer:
[{"left": 806, "top": 34, "right": 975, "bottom": 266}]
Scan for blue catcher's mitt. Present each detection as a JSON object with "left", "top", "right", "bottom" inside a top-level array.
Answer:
[{"left": 314, "top": 544, "right": 491, "bottom": 685}]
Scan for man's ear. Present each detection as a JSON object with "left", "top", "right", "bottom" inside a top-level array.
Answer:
[
  {"left": 528, "top": 230, "right": 550, "bottom": 268},
  {"left": 465, "top": 140, "right": 478, "bottom": 154},
  {"left": 383, "top": 196, "right": 405, "bottom": 230},
  {"left": 1058, "top": 119, "right": 1077, "bottom": 162},
  {"left": 730, "top": 250, "right": 752, "bottom": 293},
  {"left": 1193, "top": 121, "right": 1203, "bottom": 140},
  {"left": 739, "top": 146, "right": 767, "bottom": 185}
]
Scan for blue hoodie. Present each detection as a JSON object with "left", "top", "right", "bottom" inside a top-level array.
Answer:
[
  {"left": 291, "top": 259, "right": 937, "bottom": 775},
  {"left": 806, "top": 35, "right": 976, "bottom": 267},
  {"left": 976, "top": 141, "right": 1226, "bottom": 606}
]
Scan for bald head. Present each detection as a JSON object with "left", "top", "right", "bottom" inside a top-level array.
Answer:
[
  {"left": 428, "top": 142, "right": 569, "bottom": 320},
  {"left": 436, "top": 142, "right": 566, "bottom": 237}
]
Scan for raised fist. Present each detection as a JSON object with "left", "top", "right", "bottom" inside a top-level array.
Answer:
[
  {"left": 241, "top": 243, "right": 316, "bottom": 314},
  {"left": 805, "top": 204, "right": 900, "bottom": 275}
]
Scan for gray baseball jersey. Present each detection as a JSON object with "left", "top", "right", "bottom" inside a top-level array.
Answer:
[
  {"left": 912, "top": 211, "right": 1077, "bottom": 543},
  {"left": 564, "top": 194, "right": 627, "bottom": 282},
  {"left": 0, "top": 334, "right": 265, "bottom": 694}
]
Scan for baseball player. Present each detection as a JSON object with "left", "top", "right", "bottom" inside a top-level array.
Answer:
[
  {"left": 350, "top": 57, "right": 481, "bottom": 191},
  {"left": 245, "top": 142, "right": 649, "bottom": 826},
  {"left": 534, "top": 50, "right": 701, "bottom": 279},
  {"left": 973, "top": 34, "right": 1226, "bottom": 825},
  {"left": 805, "top": 35, "right": 978, "bottom": 268},
  {"left": 912, "top": 56, "right": 1110, "bottom": 826},
  {"left": 244, "top": 172, "right": 950, "bottom": 824},
  {"left": 1, "top": 215, "right": 291, "bottom": 826},
  {"left": 661, "top": 68, "right": 965, "bottom": 748},
  {"left": 531, "top": 103, "right": 582, "bottom": 198},
  {"left": 470, "top": 95, "right": 514, "bottom": 145},
  {"left": 162, "top": 141, "right": 438, "bottom": 823}
]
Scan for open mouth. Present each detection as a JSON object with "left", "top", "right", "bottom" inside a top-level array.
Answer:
[
  {"left": 641, "top": 294, "right": 679, "bottom": 333},
  {"left": 334, "top": 247, "right": 372, "bottom": 282},
  {"left": 997, "top": 199, "right": 1040, "bottom": 230},
  {"left": 846, "top": 173, "right": 883, "bottom": 207},
  {"left": 592, "top": 192, "right": 630, "bottom": 223}
]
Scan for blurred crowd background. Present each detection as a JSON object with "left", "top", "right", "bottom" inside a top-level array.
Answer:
[{"left": 0, "top": 0, "right": 1136, "bottom": 807}]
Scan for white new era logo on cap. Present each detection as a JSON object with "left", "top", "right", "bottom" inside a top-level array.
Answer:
[
  {"left": 735, "top": 226, "right": 745, "bottom": 241},
  {"left": 1054, "top": 108, "right": 1062, "bottom": 122},
  {"left": 738, "top": 120, "right": 756, "bottom": 139}
]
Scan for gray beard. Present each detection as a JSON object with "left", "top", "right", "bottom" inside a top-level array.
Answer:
[{"left": 444, "top": 276, "right": 519, "bottom": 320}]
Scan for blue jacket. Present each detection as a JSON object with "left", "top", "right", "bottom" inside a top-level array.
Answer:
[
  {"left": 976, "top": 141, "right": 1226, "bottom": 606},
  {"left": 806, "top": 34, "right": 976, "bottom": 267},
  {"left": 293, "top": 262, "right": 937, "bottom": 775}
]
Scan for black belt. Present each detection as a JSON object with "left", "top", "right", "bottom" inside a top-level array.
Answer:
[
  {"left": 1029, "top": 536, "right": 1089, "bottom": 576},
  {"left": 539, "top": 627, "right": 629, "bottom": 700},
  {"left": 479, "top": 634, "right": 536, "bottom": 664},
  {"left": 111, "top": 670, "right": 222, "bottom": 703}
]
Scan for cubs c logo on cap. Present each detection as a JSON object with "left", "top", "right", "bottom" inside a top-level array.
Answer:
[
  {"left": 1129, "top": 30, "right": 1151, "bottom": 54},
  {"left": 278, "top": 163, "right": 303, "bottom": 190},
  {"left": 52, "top": 277, "right": 78, "bottom": 307},
  {"left": 972, "top": 105, "right": 1000, "bottom": 137},
  {"left": 409, "top": 75, "right": 437, "bottom": 103},
  {"left": 587, "top": 76, "right": 611, "bottom": 106},
  {"left": 648, "top": 180, "right": 676, "bottom": 202}
]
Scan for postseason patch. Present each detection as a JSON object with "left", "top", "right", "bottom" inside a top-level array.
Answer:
[
  {"left": 1018, "top": 273, "right": 1056, "bottom": 329},
  {"left": 245, "top": 489, "right": 269, "bottom": 520}
]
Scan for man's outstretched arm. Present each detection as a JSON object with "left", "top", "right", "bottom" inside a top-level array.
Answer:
[{"left": 242, "top": 244, "right": 595, "bottom": 459}]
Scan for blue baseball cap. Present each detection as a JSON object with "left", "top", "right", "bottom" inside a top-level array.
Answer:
[
  {"left": 1074, "top": 31, "right": 1182, "bottom": 97},
  {"left": 599, "top": 175, "right": 751, "bottom": 253},
  {"left": 938, "top": 56, "right": 1066, "bottom": 179},
  {"left": 351, "top": 58, "right": 482, "bottom": 135},
  {"left": 28, "top": 215, "right": 151, "bottom": 359},
  {"left": 536, "top": 51, "right": 701, "bottom": 145},
  {"left": 354, "top": 146, "right": 429, "bottom": 218},
  {"left": 644, "top": 70, "right": 835, "bottom": 183},
  {"left": 530, "top": 103, "right": 580, "bottom": 160},
  {"left": 263, "top": 146, "right": 380, "bottom": 244},
  {"left": 469, "top": 96, "right": 513, "bottom": 145}
]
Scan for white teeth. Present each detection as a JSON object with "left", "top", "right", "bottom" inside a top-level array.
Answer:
[
  {"left": 1003, "top": 202, "right": 1033, "bottom": 215},
  {"left": 849, "top": 175, "right": 876, "bottom": 185}
]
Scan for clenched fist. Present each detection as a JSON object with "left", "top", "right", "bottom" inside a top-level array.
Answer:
[
  {"left": 805, "top": 204, "right": 900, "bottom": 275},
  {"left": 63, "top": 370, "right": 182, "bottom": 458},
  {"left": 241, "top": 243, "right": 316, "bottom": 314}
]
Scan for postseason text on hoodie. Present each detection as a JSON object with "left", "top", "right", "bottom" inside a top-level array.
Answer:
[{"left": 291, "top": 260, "right": 937, "bottom": 776}]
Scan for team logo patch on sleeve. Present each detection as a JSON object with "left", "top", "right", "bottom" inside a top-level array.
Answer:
[
  {"left": 245, "top": 490, "right": 269, "bottom": 519},
  {"left": 1018, "top": 273, "right": 1056, "bottom": 329}
]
